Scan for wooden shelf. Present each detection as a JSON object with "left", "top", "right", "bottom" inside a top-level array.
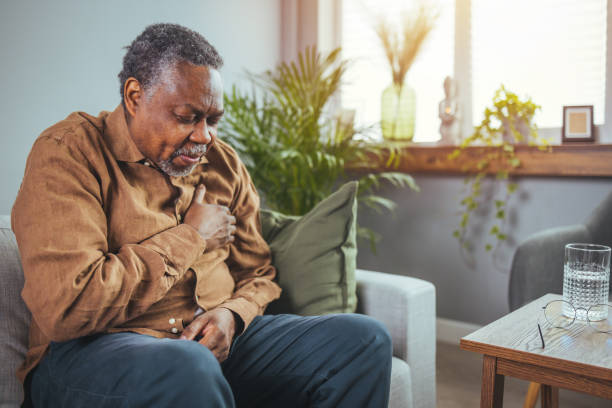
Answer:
[{"left": 366, "top": 144, "right": 612, "bottom": 178}]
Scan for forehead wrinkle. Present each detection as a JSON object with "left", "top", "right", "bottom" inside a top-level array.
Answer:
[
  {"left": 152, "top": 61, "right": 223, "bottom": 115},
  {"left": 176, "top": 101, "right": 223, "bottom": 118}
]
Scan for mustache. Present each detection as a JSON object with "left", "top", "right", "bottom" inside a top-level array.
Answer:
[{"left": 171, "top": 144, "right": 208, "bottom": 159}]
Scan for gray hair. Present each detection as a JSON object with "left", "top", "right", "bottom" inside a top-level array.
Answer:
[{"left": 118, "top": 23, "right": 223, "bottom": 102}]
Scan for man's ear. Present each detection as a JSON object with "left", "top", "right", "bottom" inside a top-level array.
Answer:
[{"left": 123, "top": 78, "right": 143, "bottom": 118}]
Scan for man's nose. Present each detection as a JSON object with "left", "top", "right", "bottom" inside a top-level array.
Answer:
[{"left": 190, "top": 121, "right": 212, "bottom": 145}]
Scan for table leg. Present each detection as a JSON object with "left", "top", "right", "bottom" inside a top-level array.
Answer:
[
  {"left": 481, "top": 355, "right": 505, "bottom": 408},
  {"left": 522, "top": 382, "right": 540, "bottom": 408},
  {"left": 541, "top": 385, "right": 559, "bottom": 408}
]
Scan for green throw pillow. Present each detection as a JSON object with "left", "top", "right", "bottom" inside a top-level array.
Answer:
[{"left": 260, "top": 181, "right": 358, "bottom": 316}]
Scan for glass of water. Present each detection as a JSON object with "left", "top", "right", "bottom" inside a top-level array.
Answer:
[{"left": 563, "top": 243, "right": 611, "bottom": 320}]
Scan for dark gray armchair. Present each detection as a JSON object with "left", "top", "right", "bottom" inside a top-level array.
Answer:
[{"left": 509, "top": 191, "right": 612, "bottom": 311}]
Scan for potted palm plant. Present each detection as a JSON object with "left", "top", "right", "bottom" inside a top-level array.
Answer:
[{"left": 220, "top": 47, "right": 418, "bottom": 249}]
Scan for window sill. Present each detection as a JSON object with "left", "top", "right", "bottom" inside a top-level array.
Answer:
[{"left": 367, "top": 144, "right": 612, "bottom": 177}]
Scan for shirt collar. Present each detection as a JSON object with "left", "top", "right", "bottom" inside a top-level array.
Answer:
[
  {"left": 104, "top": 104, "right": 146, "bottom": 163},
  {"left": 103, "top": 104, "right": 209, "bottom": 165}
]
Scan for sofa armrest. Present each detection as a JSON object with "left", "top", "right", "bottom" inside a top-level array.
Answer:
[{"left": 355, "top": 268, "right": 436, "bottom": 408}]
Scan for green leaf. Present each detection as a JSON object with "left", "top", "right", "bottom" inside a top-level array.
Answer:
[
  {"left": 448, "top": 149, "right": 461, "bottom": 160},
  {"left": 485, "top": 244, "right": 493, "bottom": 251},
  {"left": 507, "top": 183, "right": 518, "bottom": 193},
  {"left": 476, "top": 160, "right": 489, "bottom": 171},
  {"left": 496, "top": 170, "right": 509, "bottom": 180},
  {"left": 460, "top": 213, "right": 469, "bottom": 228},
  {"left": 360, "top": 195, "right": 397, "bottom": 214}
]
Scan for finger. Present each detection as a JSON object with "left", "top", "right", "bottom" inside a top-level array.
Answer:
[
  {"left": 200, "top": 328, "right": 227, "bottom": 362},
  {"left": 198, "top": 325, "right": 219, "bottom": 348},
  {"left": 217, "top": 349, "right": 229, "bottom": 363},
  {"left": 193, "top": 184, "right": 206, "bottom": 204},
  {"left": 180, "top": 316, "right": 207, "bottom": 340},
  {"left": 213, "top": 344, "right": 229, "bottom": 363}
]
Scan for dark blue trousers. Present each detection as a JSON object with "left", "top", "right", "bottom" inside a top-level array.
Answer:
[{"left": 30, "top": 314, "right": 392, "bottom": 407}]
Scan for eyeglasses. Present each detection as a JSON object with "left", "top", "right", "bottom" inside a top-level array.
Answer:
[{"left": 536, "top": 300, "right": 612, "bottom": 349}]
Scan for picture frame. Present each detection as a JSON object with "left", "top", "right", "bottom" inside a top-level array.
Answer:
[{"left": 562, "top": 105, "right": 594, "bottom": 143}]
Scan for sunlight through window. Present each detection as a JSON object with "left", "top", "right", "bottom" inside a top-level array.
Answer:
[{"left": 472, "top": 0, "right": 607, "bottom": 127}]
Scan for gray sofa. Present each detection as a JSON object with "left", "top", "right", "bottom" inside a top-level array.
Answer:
[
  {"left": 509, "top": 191, "right": 612, "bottom": 310},
  {"left": 0, "top": 215, "right": 436, "bottom": 408}
]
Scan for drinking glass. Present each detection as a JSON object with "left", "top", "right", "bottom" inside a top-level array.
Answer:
[{"left": 563, "top": 243, "right": 610, "bottom": 320}]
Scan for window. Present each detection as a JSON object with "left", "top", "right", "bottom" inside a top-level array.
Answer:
[
  {"left": 338, "top": 0, "right": 609, "bottom": 143},
  {"left": 472, "top": 0, "right": 606, "bottom": 128}
]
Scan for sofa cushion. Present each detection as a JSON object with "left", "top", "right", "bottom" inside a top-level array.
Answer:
[
  {"left": 0, "top": 215, "right": 30, "bottom": 407},
  {"left": 390, "top": 357, "right": 413, "bottom": 408},
  {"left": 260, "top": 182, "right": 358, "bottom": 316}
]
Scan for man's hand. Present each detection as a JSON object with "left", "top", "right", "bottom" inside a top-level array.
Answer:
[
  {"left": 180, "top": 307, "right": 238, "bottom": 362},
  {"left": 184, "top": 184, "right": 236, "bottom": 251}
]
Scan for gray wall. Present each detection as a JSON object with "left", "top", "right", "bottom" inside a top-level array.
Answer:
[
  {"left": 0, "top": 0, "right": 281, "bottom": 214},
  {"left": 357, "top": 175, "right": 612, "bottom": 325}
]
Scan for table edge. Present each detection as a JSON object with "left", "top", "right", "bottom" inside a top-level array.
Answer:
[{"left": 460, "top": 338, "right": 612, "bottom": 382}]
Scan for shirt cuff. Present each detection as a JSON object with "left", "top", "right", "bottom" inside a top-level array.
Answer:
[
  {"left": 217, "top": 297, "right": 261, "bottom": 334},
  {"left": 141, "top": 224, "right": 207, "bottom": 277}
]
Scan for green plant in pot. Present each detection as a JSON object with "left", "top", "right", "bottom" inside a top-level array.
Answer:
[
  {"left": 449, "top": 85, "right": 550, "bottom": 252},
  {"left": 220, "top": 47, "right": 418, "bottom": 250},
  {"left": 375, "top": 3, "right": 438, "bottom": 141}
]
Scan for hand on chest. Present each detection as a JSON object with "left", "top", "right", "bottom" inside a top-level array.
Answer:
[{"left": 104, "top": 162, "right": 234, "bottom": 251}]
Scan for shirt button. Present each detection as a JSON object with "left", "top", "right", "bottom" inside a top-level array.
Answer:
[
  {"left": 144, "top": 161, "right": 151, "bottom": 167},
  {"left": 171, "top": 327, "right": 178, "bottom": 334},
  {"left": 169, "top": 318, "right": 176, "bottom": 324}
]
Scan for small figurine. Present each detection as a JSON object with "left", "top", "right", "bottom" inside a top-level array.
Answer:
[{"left": 438, "top": 76, "right": 461, "bottom": 145}]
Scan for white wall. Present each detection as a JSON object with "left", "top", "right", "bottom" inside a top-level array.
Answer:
[{"left": 0, "top": 0, "right": 281, "bottom": 214}]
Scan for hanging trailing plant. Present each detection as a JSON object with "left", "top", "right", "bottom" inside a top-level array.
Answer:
[{"left": 449, "top": 85, "right": 550, "bottom": 252}]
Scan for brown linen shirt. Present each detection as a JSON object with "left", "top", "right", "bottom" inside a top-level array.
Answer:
[{"left": 11, "top": 105, "right": 282, "bottom": 383}]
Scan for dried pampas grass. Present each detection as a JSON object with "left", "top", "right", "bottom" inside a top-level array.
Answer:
[{"left": 374, "top": 2, "right": 439, "bottom": 87}]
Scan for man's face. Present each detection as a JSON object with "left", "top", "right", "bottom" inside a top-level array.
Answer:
[{"left": 126, "top": 61, "right": 224, "bottom": 177}]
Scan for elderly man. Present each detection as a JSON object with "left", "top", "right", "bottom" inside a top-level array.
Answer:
[{"left": 12, "top": 24, "right": 391, "bottom": 407}]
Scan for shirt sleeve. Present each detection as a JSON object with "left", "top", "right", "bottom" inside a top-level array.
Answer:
[
  {"left": 11, "top": 136, "right": 207, "bottom": 342},
  {"left": 216, "top": 160, "right": 282, "bottom": 332}
]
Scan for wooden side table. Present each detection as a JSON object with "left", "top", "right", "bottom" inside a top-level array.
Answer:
[{"left": 460, "top": 294, "right": 612, "bottom": 408}]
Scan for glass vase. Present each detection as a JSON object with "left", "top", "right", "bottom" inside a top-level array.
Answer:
[{"left": 381, "top": 83, "right": 416, "bottom": 141}]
